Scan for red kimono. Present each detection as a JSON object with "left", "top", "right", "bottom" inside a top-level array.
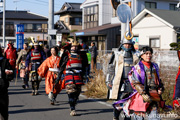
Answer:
[{"left": 38, "top": 56, "right": 62, "bottom": 94}]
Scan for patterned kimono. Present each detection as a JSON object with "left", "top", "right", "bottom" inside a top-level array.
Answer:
[
  {"left": 113, "top": 61, "right": 163, "bottom": 115},
  {"left": 38, "top": 56, "right": 62, "bottom": 94}
]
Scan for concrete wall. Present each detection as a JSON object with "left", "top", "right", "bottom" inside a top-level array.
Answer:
[
  {"left": 132, "top": 16, "right": 176, "bottom": 49},
  {"left": 97, "top": 50, "right": 179, "bottom": 87}
]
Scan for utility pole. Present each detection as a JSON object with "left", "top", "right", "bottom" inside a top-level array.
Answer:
[
  {"left": 3, "top": 0, "right": 6, "bottom": 47},
  {"left": 48, "top": 0, "right": 55, "bottom": 47}
]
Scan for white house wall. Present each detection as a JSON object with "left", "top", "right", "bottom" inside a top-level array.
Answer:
[
  {"left": 99, "top": 0, "right": 112, "bottom": 26},
  {"left": 133, "top": 16, "right": 176, "bottom": 49}
]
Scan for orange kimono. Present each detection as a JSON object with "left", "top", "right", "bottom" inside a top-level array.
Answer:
[{"left": 38, "top": 56, "right": 62, "bottom": 94}]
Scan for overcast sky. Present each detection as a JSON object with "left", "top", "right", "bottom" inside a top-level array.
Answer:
[{"left": 0, "top": 0, "right": 84, "bottom": 22}]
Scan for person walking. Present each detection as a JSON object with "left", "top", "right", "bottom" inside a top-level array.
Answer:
[
  {"left": 106, "top": 37, "right": 139, "bottom": 120},
  {"left": 4, "top": 42, "right": 17, "bottom": 80},
  {"left": 0, "top": 46, "right": 13, "bottom": 120},
  {"left": 113, "top": 46, "right": 164, "bottom": 120},
  {"left": 16, "top": 43, "right": 29, "bottom": 89},
  {"left": 55, "top": 38, "right": 88, "bottom": 116},
  {"left": 25, "top": 42, "right": 46, "bottom": 95},
  {"left": 38, "top": 46, "right": 62, "bottom": 105}
]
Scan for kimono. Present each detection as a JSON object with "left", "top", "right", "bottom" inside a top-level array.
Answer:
[
  {"left": 113, "top": 61, "right": 163, "bottom": 115},
  {"left": 16, "top": 49, "right": 28, "bottom": 78},
  {"left": 38, "top": 56, "right": 62, "bottom": 94}
]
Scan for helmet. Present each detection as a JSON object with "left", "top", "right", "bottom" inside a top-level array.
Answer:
[
  {"left": 68, "top": 38, "right": 79, "bottom": 46},
  {"left": 29, "top": 42, "right": 34, "bottom": 47},
  {"left": 39, "top": 42, "right": 43, "bottom": 46},
  {"left": 34, "top": 42, "right": 39, "bottom": 46},
  {"left": 122, "top": 31, "right": 134, "bottom": 44}
]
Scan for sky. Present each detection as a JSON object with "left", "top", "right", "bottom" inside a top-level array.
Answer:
[{"left": 0, "top": 0, "right": 85, "bottom": 22}]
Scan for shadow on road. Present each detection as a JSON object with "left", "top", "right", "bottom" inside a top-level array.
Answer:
[
  {"left": 76, "top": 108, "right": 113, "bottom": 116},
  {"left": 9, "top": 107, "right": 69, "bottom": 114},
  {"left": 9, "top": 105, "right": 24, "bottom": 108}
]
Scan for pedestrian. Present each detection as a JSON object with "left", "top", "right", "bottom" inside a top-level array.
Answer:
[
  {"left": 44, "top": 44, "right": 51, "bottom": 58},
  {"left": 16, "top": 43, "right": 29, "bottom": 89},
  {"left": 106, "top": 37, "right": 139, "bottom": 120},
  {"left": 25, "top": 42, "right": 46, "bottom": 95},
  {"left": 38, "top": 46, "right": 62, "bottom": 105},
  {"left": 0, "top": 46, "right": 13, "bottom": 120},
  {"left": 114, "top": 46, "right": 164, "bottom": 120},
  {"left": 55, "top": 38, "right": 88, "bottom": 116},
  {"left": 173, "top": 50, "right": 180, "bottom": 111},
  {"left": 90, "top": 42, "right": 97, "bottom": 73},
  {"left": 4, "top": 42, "right": 17, "bottom": 80},
  {"left": 82, "top": 43, "right": 90, "bottom": 82}
]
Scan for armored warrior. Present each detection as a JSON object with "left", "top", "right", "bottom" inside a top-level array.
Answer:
[
  {"left": 4, "top": 42, "right": 17, "bottom": 70},
  {"left": 16, "top": 43, "right": 29, "bottom": 89},
  {"left": 55, "top": 38, "right": 88, "bottom": 116},
  {"left": 25, "top": 42, "right": 46, "bottom": 95},
  {"left": 106, "top": 36, "right": 139, "bottom": 120}
]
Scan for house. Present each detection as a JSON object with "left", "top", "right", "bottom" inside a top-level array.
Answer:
[
  {"left": 0, "top": 10, "right": 48, "bottom": 47},
  {"left": 112, "top": 0, "right": 179, "bottom": 24},
  {"left": 77, "top": 0, "right": 179, "bottom": 50},
  {"left": 132, "top": 8, "right": 180, "bottom": 50},
  {"left": 54, "top": 2, "right": 82, "bottom": 42}
]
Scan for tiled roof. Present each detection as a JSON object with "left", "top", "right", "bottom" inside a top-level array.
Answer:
[
  {"left": 55, "top": 2, "right": 82, "bottom": 15},
  {"left": 0, "top": 10, "right": 48, "bottom": 20},
  {"left": 55, "top": 20, "right": 70, "bottom": 33},
  {"left": 147, "top": 9, "right": 180, "bottom": 28}
]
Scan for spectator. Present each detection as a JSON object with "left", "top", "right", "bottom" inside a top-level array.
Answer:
[
  {"left": 0, "top": 46, "right": 13, "bottom": 120},
  {"left": 90, "top": 42, "right": 97, "bottom": 73},
  {"left": 44, "top": 44, "right": 51, "bottom": 58}
]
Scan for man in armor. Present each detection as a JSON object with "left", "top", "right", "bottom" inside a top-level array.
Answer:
[
  {"left": 16, "top": 43, "right": 29, "bottom": 89},
  {"left": 25, "top": 42, "right": 46, "bottom": 95},
  {"left": 106, "top": 37, "right": 139, "bottom": 120},
  {"left": 55, "top": 38, "right": 88, "bottom": 116}
]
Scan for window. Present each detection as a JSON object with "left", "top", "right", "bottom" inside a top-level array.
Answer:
[
  {"left": 5, "top": 22, "right": 14, "bottom": 36},
  {"left": 70, "top": 17, "right": 82, "bottom": 25},
  {"left": 22, "top": 23, "right": 48, "bottom": 32},
  {"left": 145, "top": 2, "right": 157, "bottom": 9},
  {"left": 0, "top": 22, "right": 15, "bottom": 36},
  {"left": 65, "top": 17, "right": 68, "bottom": 23},
  {"left": 84, "top": 5, "right": 98, "bottom": 29},
  {"left": 170, "top": 4, "right": 177, "bottom": 11},
  {"left": 150, "top": 38, "right": 160, "bottom": 48}
]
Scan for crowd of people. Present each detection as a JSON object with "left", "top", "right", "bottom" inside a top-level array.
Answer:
[
  {"left": 1, "top": 37, "right": 180, "bottom": 120},
  {"left": 0, "top": 39, "right": 98, "bottom": 120}
]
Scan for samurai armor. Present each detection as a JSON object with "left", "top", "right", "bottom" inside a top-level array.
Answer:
[
  {"left": 149, "top": 90, "right": 160, "bottom": 102},
  {"left": 66, "top": 84, "right": 77, "bottom": 94}
]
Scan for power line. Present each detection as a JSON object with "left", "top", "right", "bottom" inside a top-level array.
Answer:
[{"left": 18, "top": 0, "right": 60, "bottom": 9}]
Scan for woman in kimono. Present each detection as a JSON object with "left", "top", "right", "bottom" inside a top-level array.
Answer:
[{"left": 38, "top": 46, "right": 62, "bottom": 105}]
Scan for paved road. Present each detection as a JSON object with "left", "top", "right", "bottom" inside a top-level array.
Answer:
[{"left": 8, "top": 79, "right": 113, "bottom": 120}]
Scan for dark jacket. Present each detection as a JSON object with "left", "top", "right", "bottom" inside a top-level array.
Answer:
[
  {"left": 90, "top": 46, "right": 97, "bottom": 58},
  {"left": 44, "top": 48, "right": 51, "bottom": 58},
  {"left": 0, "top": 57, "right": 13, "bottom": 94}
]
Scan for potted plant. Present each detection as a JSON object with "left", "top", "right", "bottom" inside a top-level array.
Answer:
[{"left": 170, "top": 42, "right": 180, "bottom": 61}]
